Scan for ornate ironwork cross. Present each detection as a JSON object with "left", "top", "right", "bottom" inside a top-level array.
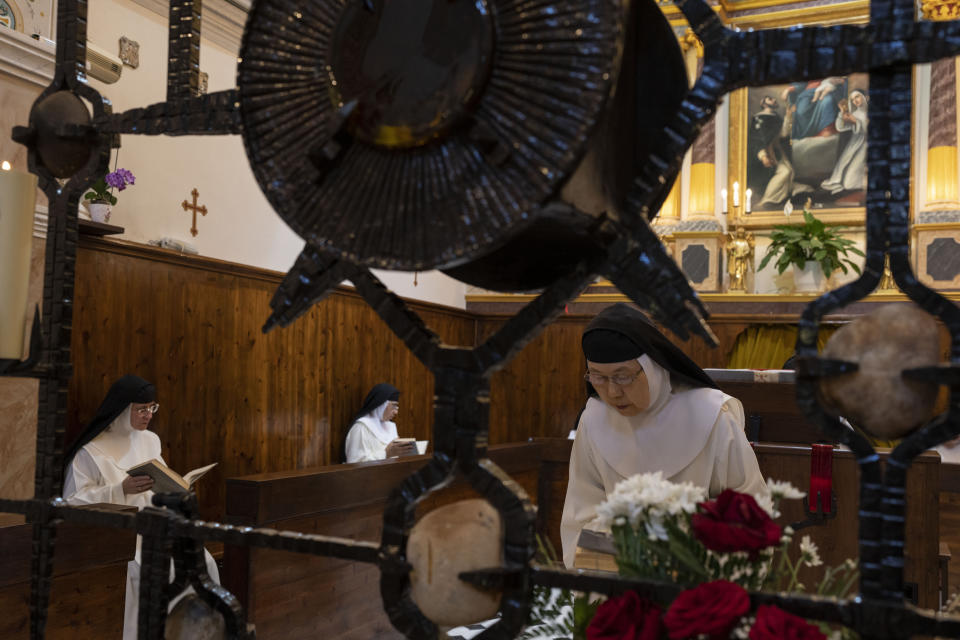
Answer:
[
  {"left": 9, "top": 0, "right": 960, "bottom": 637},
  {"left": 181, "top": 187, "right": 207, "bottom": 237}
]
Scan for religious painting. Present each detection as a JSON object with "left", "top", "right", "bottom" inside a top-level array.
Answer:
[{"left": 729, "top": 74, "right": 869, "bottom": 226}]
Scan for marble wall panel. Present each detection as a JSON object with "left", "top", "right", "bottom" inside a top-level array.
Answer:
[
  {"left": 917, "top": 227, "right": 960, "bottom": 289},
  {"left": 0, "top": 73, "right": 46, "bottom": 210},
  {"left": 674, "top": 235, "right": 721, "bottom": 291},
  {"left": 0, "top": 73, "right": 38, "bottom": 169},
  {"left": 0, "top": 237, "right": 44, "bottom": 501}
]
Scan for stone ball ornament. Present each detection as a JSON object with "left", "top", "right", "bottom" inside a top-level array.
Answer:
[
  {"left": 406, "top": 499, "right": 504, "bottom": 627},
  {"left": 164, "top": 595, "right": 227, "bottom": 640},
  {"left": 819, "top": 304, "right": 940, "bottom": 440}
]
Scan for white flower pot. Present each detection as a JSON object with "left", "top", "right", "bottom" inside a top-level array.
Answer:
[
  {"left": 88, "top": 202, "right": 111, "bottom": 223},
  {"left": 793, "top": 262, "right": 824, "bottom": 293}
]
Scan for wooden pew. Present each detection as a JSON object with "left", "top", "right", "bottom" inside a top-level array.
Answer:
[
  {"left": 751, "top": 444, "right": 941, "bottom": 608},
  {"left": 0, "top": 504, "right": 137, "bottom": 639},
  {"left": 705, "top": 369, "right": 834, "bottom": 444},
  {"left": 222, "top": 443, "right": 545, "bottom": 640},
  {"left": 222, "top": 440, "right": 940, "bottom": 639},
  {"left": 541, "top": 440, "right": 940, "bottom": 608},
  {"left": 939, "top": 461, "right": 960, "bottom": 603}
]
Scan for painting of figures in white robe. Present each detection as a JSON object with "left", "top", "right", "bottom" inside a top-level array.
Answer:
[{"left": 745, "top": 74, "right": 868, "bottom": 213}]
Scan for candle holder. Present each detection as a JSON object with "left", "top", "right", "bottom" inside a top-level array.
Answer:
[
  {"left": 791, "top": 490, "right": 838, "bottom": 531},
  {"left": 790, "top": 442, "right": 837, "bottom": 530},
  {"left": 722, "top": 182, "right": 752, "bottom": 216}
]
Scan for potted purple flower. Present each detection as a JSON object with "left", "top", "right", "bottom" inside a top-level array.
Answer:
[{"left": 83, "top": 168, "right": 136, "bottom": 223}]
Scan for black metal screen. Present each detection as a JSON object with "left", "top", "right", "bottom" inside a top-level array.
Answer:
[{"left": 5, "top": 0, "right": 960, "bottom": 637}]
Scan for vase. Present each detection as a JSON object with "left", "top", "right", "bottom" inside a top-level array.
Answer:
[
  {"left": 793, "top": 262, "right": 824, "bottom": 293},
  {"left": 88, "top": 202, "right": 111, "bottom": 223}
]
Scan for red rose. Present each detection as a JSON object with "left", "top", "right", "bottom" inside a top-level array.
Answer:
[
  {"left": 586, "top": 590, "right": 663, "bottom": 640},
  {"left": 663, "top": 580, "right": 750, "bottom": 640},
  {"left": 691, "top": 489, "right": 782, "bottom": 554},
  {"left": 749, "top": 605, "right": 827, "bottom": 640}
]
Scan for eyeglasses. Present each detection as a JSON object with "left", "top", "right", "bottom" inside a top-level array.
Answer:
[
  {"left": 134, "top": 403, "right": 160, "bottom": 415},
  {"left": 584, "top": 371, "right": 643, "bottom": 387}
]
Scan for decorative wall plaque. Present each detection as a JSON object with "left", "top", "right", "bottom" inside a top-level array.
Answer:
[{"left": 118, "top": 36, "right": 139, "bottom": 69}]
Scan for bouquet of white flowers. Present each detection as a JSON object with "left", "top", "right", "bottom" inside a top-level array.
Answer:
[{"left": 525, "top": 473, "right": 858, "bottom": 640}]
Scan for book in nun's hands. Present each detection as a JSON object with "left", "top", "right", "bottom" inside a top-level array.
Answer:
[
  {"left": 577, "top": 529, "right": 616, "bottom": 555},
  {"left": 574, "top": 529, "right": 618, "bottom": 573},
  {"left": 126, "top": 460, "right": 218, "bottom": 494}
]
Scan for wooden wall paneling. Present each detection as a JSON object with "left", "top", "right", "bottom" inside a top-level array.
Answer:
[
  {"left": 483, "top": 317, "right": 590, "bottom": 444},
  {"left": 69, "top": 240, "right": 477, "bottom": 523}
]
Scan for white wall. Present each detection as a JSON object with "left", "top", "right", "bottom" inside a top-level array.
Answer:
[{"left": 83, "top": 0, "right": 467, "bottom": 309}]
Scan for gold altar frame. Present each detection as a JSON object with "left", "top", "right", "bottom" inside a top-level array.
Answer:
[
  {"left": 727, "top": 78, "right": 870, "bottom": 228},
  {"left": 662, "top": 0, "right": 873, "bottom": 229}
]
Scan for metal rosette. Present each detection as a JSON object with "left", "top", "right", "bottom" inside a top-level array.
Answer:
[{"left": 237, "top": 0, "right": 622, "bottom": 271}]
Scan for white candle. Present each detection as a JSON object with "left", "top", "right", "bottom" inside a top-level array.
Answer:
[
  {"left": 0, "top": 162, "right": 38, "bottom": 359},
  {"left": 784, "top": 200, "right": 794, "bottom": 218},
  {"left": 720, "top": 188, "right": 728, "bottom": 213},
  {"left": 732, "top": 181, "right": 740, "bottom": 207},
  {"left": 745, "top": 188, "right": 753, "bottom": 213}
]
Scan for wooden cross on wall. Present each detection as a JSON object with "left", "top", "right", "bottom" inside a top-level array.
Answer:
[{"left": 181, "top": 188, "right": 207, "bottom": 237}]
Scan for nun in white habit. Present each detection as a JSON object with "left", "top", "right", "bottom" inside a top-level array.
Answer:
[
  {"left": 344, "top": 383, "right": 416, "bottom": 462},
  {"left": 561, "top": 304, "right": 766, "bottom": 568},
  {"left": 62, "top": 375, "right": 220, "bottom": 639}
]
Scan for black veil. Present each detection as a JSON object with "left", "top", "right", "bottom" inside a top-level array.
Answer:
[
  {"left": 62, "top": 374, "right": 156, "bottom": 472},
  {"left": 340, "top": 383, "right": 400, "bottom": 462},
  {"left": 581, "top": 303, "right": 717, "bottom": 397}
]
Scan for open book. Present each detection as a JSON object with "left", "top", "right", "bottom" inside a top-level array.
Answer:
[
  {"left": 127, "top": 460, "right": 217, "bottom": 494},
  {"left": 574, "top": 529, "right": 618, "bottom": 572}
]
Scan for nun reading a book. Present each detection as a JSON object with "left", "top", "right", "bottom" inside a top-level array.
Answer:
[
  {"left": 62, "top": 374, "right": 219, "bottom": 640},
  {"left": 560, "top": 304, "right": 766, "bottom": 568},
  {"left": 344, "top": 383, "right": 419, "bottom": 462}
]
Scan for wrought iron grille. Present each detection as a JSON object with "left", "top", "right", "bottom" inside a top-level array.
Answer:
[{"left": 5, "top": 0, "right": 960, "bottom": 637}]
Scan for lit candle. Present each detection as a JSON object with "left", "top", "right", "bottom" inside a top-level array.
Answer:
[
  {"left": 720, "top": 188, "right": 728, "bottom": 214},
  {"left": 745, "top": 188, "right": 753, "bottom": 213},
  {"left": 784, "top": 200, "right": 794, "bottom": 218},
  {"left": 809, "top": 444, "right": 833, "bottom": 514},
  {"left": 0, "top": 161, "right": 38, "bottom": 359},
  {"left": 732, "top": 181, "right": 740, "bottom": 207}
]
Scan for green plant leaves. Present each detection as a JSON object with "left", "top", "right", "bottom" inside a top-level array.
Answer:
[
  {"left": 758, "top": 209, "right": 863, "bottom": 278},
  {"left": 83, "top": 177, "right": 119, "bottom": 207}
]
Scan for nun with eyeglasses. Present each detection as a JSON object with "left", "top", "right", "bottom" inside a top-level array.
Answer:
[
  {"left": 560, "top": 304, "right": 766, "bottom": 567},
  {"left": 62, "top": 374, "right": 220, "bottom": 640}
]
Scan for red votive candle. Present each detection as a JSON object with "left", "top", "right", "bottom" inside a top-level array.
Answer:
[{"left": 809, "top": 444, "right": 833, "bottom": 513}]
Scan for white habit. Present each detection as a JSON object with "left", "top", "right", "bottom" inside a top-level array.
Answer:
[
  {"left": 560, "top": 355, "right": 766, "bottom": 568},
  {"left": 345, "top": 400, "right": 399, "bottom": 463},
  {"left": 820, "top": 90, "right": 868, "bottom": 194},
  {"left": 63, "top": 407, "right": 220, "bottom": 639}
]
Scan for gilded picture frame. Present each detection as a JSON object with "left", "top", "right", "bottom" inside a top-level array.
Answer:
[{"left": 727, "top": 75, "right": 869, "bottom": 228}]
